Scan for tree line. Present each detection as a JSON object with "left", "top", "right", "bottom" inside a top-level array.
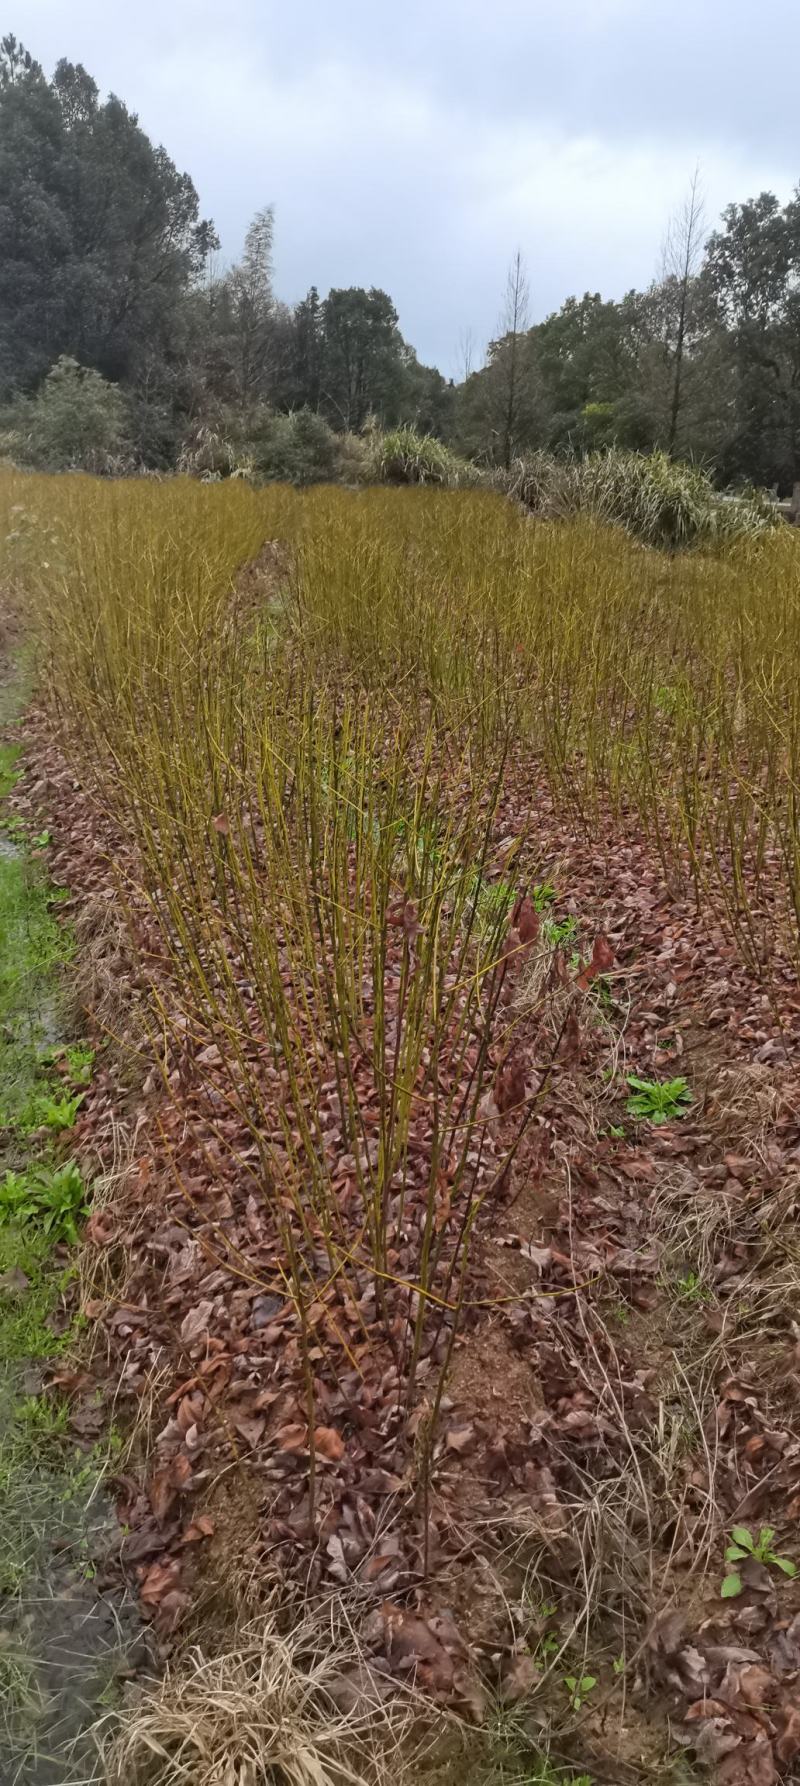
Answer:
[{"left": 3, "top": 34, "right": 800, "bottom": 491}]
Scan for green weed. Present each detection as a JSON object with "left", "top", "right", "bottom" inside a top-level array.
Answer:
[
  {"left": 563, "top": 1673, "right": 597, "bottom": 1712},
  {"left": 14, "top": 1089, "right": 84, "bottom": 1133},
  {"left": 625, "top": 1074, "right": 692, "bottom": 1124},
  {"left": 721, "top": 1525, "right": 796, "bottom": 1598},
  {"left": 543, "top": 914, "right": 579, "bottom": 947},
  {"left": 0, "top": 1160, "right": 87, "bottom": 1245},
  {"left": 63, "top": 1043, "right": 95, "bottom": 1086},
  {"left": 675, "top": 1269, "right": 708, "bottom": 1302}
]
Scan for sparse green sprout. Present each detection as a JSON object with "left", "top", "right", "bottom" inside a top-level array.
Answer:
[
  {"left": 532, "top": 881, "right": 557, "bottom": 910},
  {"left": 467, "top": 872, "right": 516, "bottom": 933},
  {"left": 543, "top": 914, "right": 579, "bottom": 947},
  {"left": 721, "top": 1525, "right": 796, "bottom": 1598},
  {"left": 612, "top": 1654, "right": 625, "bottom": 1676},
  {"left": 15, "top": 1393, "right": 70, "bottom": 1441},
  {"left": 607, "top": 1300, "right": 630, "bottom": 1328},
  {"left": 625, "top": 1074, "right": 692, "bottom": 1125},
  {"left": 675, "top": 1269, "right": 707, "bottom": 1302},
  {"left": 563, "top": 1673, "right": 597, "bottom": 1712}
]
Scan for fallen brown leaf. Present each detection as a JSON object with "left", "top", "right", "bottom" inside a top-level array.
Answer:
[{"left": 314, "top": 1425, "right": 345, "bottom": 1462}]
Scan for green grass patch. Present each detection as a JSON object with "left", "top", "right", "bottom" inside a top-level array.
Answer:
[
  {"left": 0, "top": 1225, "right": 75, "bottom": 1363},
  {"left": 0, "top": 838, "right": 75, "bottom": 1138},
  {"left": 0, "top": 742, "right": 21, "bottom": 800},
  {"left": 0, "top": 1375, "right": 119, "bottom": 1597}
]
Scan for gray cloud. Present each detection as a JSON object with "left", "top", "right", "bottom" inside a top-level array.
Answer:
[{"left": 18, "top": 0, "right": 800, "bottom": 372}]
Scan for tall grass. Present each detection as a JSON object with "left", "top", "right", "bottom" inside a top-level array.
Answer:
[
  {"left": 506, "top": 447, "right": 780, "bottom": 548},
  {"left": 4, "top": 469, "right": 800, "bottom": 972},
  {"left": 2, "top": 467, "right": 800, "bottom": 1499}
]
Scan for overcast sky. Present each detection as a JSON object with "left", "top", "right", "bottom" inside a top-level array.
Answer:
[{"left": 18, "top": 1, "right": 800, "bottom": 375}]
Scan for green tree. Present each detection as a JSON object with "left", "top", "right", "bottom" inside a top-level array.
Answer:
[
  {"left": 0, "top": 36, "right": 215, "bottom": 401},
  {"left": 705, "top": 189, "right": 800, "bottom": 489},
  {"left": 290, "top": 286, "right": 325, "bottom": 410},
  {"left": 532, "top": 291, "right": 642, "bottom": 446},
  {"left": 320, "top": 287, "right": 407, "bottom": 430},
  {"left": 453, "top": 332, "right": 546, "bottom": 462},
  {"left": 223, "top": 205, "right": 277, "bottom": 402},
  {"left": 6, "top": 354, "right": 131, "bottom": 470}
]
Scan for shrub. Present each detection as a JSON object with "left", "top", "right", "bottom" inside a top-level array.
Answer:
[
  {"left": 177, "top": 423, "right": 247, "bottom": 480},
  {"left": 507, "top": 447, "right": 781, "bottom": 550},
  {"left": 332, "top": 429, "right": 370, "bottom": 485},
  {"left": 249, "top": 409, "right": 338, "bottom": 486},
  {"left": 5, "top": 356, "right": 132, "bottom": 474},
  {"left": 370, "top": 425, "right": 477, "bottom": 488}
]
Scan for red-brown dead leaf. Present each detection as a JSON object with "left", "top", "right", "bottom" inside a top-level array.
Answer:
[
  {"left": 211, "top": 813, "right": 230, "bottom": 835},
  {"left": 179, "top": 1300, "right": 215, "bottom": 1347},
  {"left": 148, "top": 1467, "right": 178, "bottom": 1525},
  {"left": 139, "top": 1557, "right": 183, "bottom": 1608},
  {"left": 381, "top": 1603, "right": 455, "bottom": 1693},
  {"left": 494, "top": 1056, "right": 527, "bottom": 1116},
  {"left": 84, "top": 1209, "right": 116, "bottom": 1246},
  {"left": 717, "top": 1734, "right": 777, "bottom": 1785},
  {"left": 576, "top": 934, "right": 614, "bottom": 991},
  {"left": 314, "top": 1425, "right": 346, "bottom": 1462},
  {"left": 515, "top": 896, "right": 540, "bottom": 945},
  {"left": 445, "top": 1424, "right": 475, "bottom": 1454},
  {"left": 561, "top": 1006, "right": 582, "bottom": 1061},
  {"left": 182, "top": 1514, "right": 215, "bottom": 1543},
  {"left": 229, "top": 1410, "right": 266, "bottom": 1448},
  {"left": 776, "top": 1704, "right": 800, "bottom": 1764},
  {"left": 275, "top": 1422, "right": 308, "bottom": 1454}
]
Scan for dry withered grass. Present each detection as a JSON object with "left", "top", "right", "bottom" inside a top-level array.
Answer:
[{"left": 97, "top": 1599, "right": 436, "bottom": 1786}]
